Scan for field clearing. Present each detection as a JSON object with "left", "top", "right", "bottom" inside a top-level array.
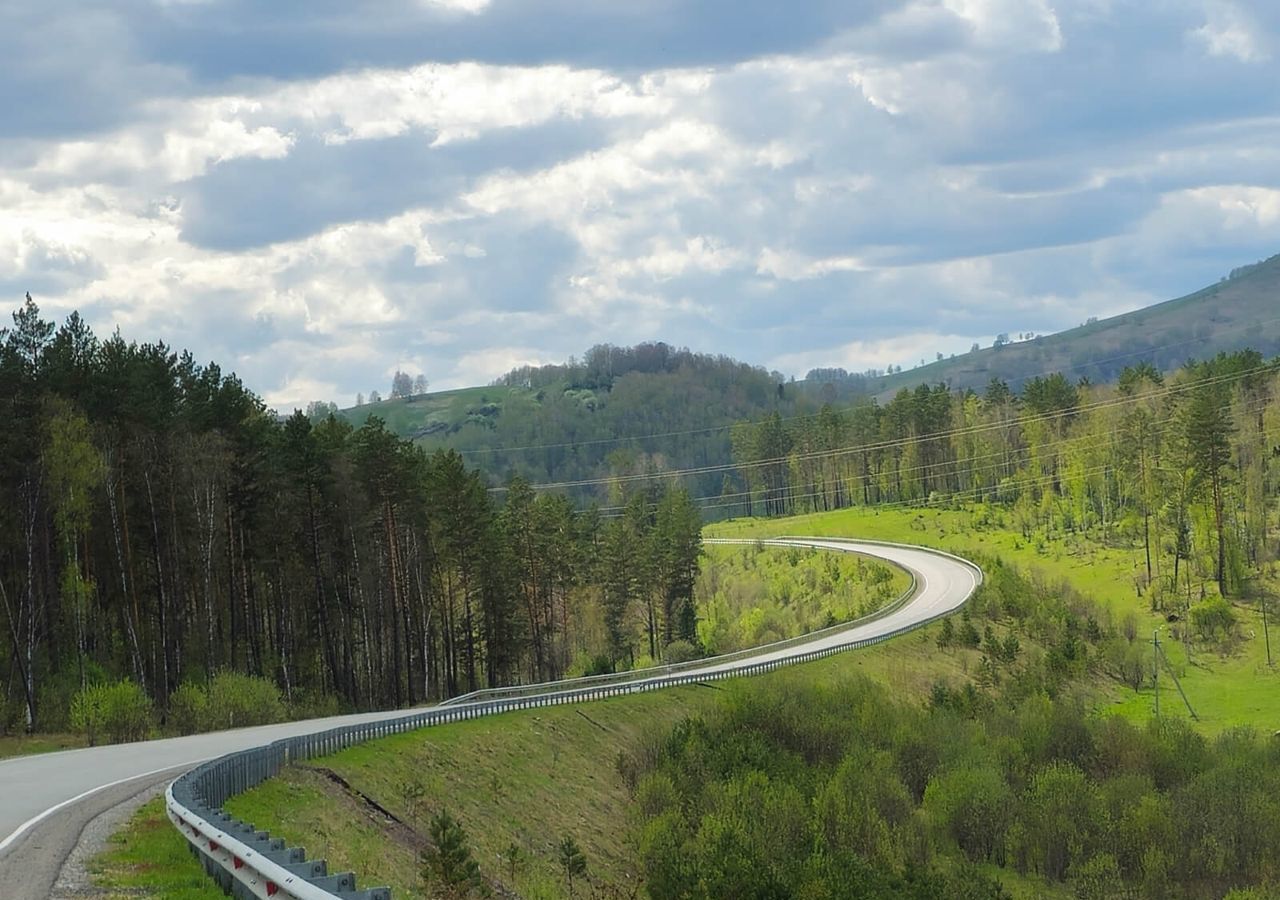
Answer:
[{"left": 711, "top": 506, "right": 1280, "bottom": 733}]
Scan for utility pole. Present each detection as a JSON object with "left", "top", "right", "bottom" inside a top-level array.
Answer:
[
  {"left": 1263, "top": 589, "right": 1273, "bottom": 667},
  {"left": 1152, "top": 629, "right": 1160, "bottom": 720}
]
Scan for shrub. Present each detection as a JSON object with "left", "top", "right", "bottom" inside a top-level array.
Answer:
[
  {"left": 168, "top": 681, "right": 208, "bottom": 735},
  {"left": 662, "top": 640, "right": 701, "bottom": 664},
  {"left": 204, "top": 671, "right": 286, "bottom": 730},
  {"left": 36, "top": 660, "right": 107, "bottom": 732},
  {"left": 288, "top": 689, "right": 343, "bottom": 721},
  {"left": 70, "top": 679, "right": 152, "bottom": 746},
  {"left": 582, "top": 654, "right": 615, "bottom": 677},
  {"left": 1191, "top": 597, "right": 1236, "bottom": 642}
]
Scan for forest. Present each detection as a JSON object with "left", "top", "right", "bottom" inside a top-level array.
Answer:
[
  {"left": 723, "top": 352, "right": 1279, "bottom": 610},
  {"left": 628, "top": 670, "right": 1279, "bottom": 899},
  {"left": 621, "top": 558, "right": 1280, "bottom": 899},
  {"left": 0, "top": 297, "right": 702, "bottom": 735}
]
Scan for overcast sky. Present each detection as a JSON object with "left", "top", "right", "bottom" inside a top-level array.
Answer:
[{"left": 5, "top": 1, "right": 1280, "bottom": 408}]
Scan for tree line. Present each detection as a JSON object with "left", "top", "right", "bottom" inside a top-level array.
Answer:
[
  {"left": 0, "top": 297, "right": 701, "bottom": 734},
  {"left": 729, "top": 352, "right": 1279, "bottom": 606}
]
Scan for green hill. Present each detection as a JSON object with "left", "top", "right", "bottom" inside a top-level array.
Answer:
[
  {"left": 338, "top": 255, "right": 1280, "bottom": 498},
  {"left": 859, "top": 252, "right": 1280, "bottom": 397},
  {"left": 337, "top": 344, "right": 861, "bottom": 501}
]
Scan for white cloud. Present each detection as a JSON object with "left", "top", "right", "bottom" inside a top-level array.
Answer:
[
  {"left": 756, "top": 249, "right": 868, "bottom": 280},
  {"left": 941, "top": 0, "right": 1063, "bottom": 52},
  {"left": 5, "top": 2, "right": 1280, "bottom": 409},
  {"left": 770, "top": 332, "right": 984, "bottom": 376},
  {"left": 270, "top": 61, "right": 667, "bottom": 146},
  {"left": 418, "top": 0, "right": 491, "bottom": 13},
  {"left": 1192, "top": 2, "right": 1269, "bottom": 62}
]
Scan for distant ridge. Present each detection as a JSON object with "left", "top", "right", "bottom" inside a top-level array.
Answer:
[{"left": 858, "top": 252, "right": 1280, "bottom": 396}]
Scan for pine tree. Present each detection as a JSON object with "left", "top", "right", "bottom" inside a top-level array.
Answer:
[
  {"left": 421, "top": 809, "right": 483, "bottom": 898},
  {"left": 558, "top": 835, "right": 587, "bottom": 897}
]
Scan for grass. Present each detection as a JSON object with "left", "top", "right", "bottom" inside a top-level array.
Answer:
[
  {"left": 710, "top": 506, "right": 1280, "bottom": 734},
  {"left": 696, "top": 543, "right": 910, "bottom": 653},
  {"left": 339, "top": 384, "right": 538, "bottom": 441},
  {"left": 0, "top": 732, "right": 84, "bottom": 760},
  {"left": 89, "top": 795, "right": 226, "bottom": 899}
]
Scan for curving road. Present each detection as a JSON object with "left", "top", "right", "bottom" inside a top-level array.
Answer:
[{"left": 0, "top": 537, "right": 979, "bottom": 897}]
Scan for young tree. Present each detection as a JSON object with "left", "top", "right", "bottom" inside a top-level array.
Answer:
[
  {"left": 558, "top": 835, "right": 587, "bottom": 897},
  {"left": 1179, "top": 377, "right": 1235, "bottom": 595},
  {"left": 422, "top": 809, "right": 483, "bottom": 898}
]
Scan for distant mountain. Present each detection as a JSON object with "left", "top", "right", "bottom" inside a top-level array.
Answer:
[{"left": 850, "top": 252, "right": 1280, "bottom": 397}]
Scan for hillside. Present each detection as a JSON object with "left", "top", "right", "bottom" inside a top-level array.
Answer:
[
  {"left": 860, "top": 252, "right": 1280, "bottom": 397},
  {"left": 337, "top": 344, "right": 863, "bottom": 502},
  {"left": 341, "top": 256, "right": 1280, "bottom": 500}
]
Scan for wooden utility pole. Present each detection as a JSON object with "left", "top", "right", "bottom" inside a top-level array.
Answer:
[
  {"left": 1152, "top": 629, "right": 1160, "bottom": 719},
  {"left": 1263, "top": 589, "right": 1273, "bottom": 667}
]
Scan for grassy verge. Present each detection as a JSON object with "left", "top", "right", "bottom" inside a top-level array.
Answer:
[
  {"left": 0, "top": 732, "right": 84, "bottom": 760},
  {"left": 88, "top": 795, "right": 226, "bottom": 899}
]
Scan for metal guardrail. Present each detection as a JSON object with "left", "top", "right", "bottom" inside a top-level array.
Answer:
[
  {"left": 439, "top": 537, "right": 920, "bottom": 706},
  {"left": 166, "top": 538, "right": 982, "bottom": 900}
]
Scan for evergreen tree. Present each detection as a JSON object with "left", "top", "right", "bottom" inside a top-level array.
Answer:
[{"left": 421, "top": 809, "right": 483, "bottom": 898}]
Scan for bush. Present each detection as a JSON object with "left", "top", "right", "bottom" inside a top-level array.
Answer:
[
  {"left": 36, "top": 660, "right": 107, "bottom": 732},
  {"left": 0, "top": 695, "right": 26, "bottom": 735},
  {"left": 662, "top": 640, "right": 701, "bottom": 664},
  {"left": 289, "top": 689, "right": 343, "bottom": 721},
  {"left": 582, "top": 654, "right": 615, "bottom": 677},
  {"left": 70, "top": 679, "right": 152, "bottom": 746},
  {"left": 203, "top": 671, "right": 286, "bottom": 730},
  {"left": 1191, "top": 597, "right": 1236, "bottom": 642},
  {"left": 168, "top": 681, "right": 208, "bottom": 735}
]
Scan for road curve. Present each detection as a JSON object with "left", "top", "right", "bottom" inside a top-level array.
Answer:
[{"left": 0, "top": 536, "right": 979, "bottom": 891}]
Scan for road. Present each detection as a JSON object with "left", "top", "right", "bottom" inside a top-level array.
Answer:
[{"left": 0, "top": 537, "right": 979, "bottom": 896}]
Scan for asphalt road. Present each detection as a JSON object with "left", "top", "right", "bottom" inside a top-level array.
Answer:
[{"left": 0, "top": 537, "right": 979, "bottom": 896}]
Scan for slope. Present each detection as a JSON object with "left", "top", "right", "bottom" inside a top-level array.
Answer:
[{"left": 863, "top": 252, "right": 1280, "bottom": 397}]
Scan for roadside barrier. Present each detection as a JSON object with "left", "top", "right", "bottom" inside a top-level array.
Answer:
[{"left": 166, "top": 538, "right": 982, "bottom": 899}]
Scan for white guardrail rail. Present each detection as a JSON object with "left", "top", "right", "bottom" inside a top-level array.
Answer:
[{"left": 166, "top": 538, "right": 983, "bottom": 899}]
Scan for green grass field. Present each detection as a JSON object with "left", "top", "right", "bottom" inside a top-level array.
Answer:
[{"left": 710, "top": 506, "right": 1280, "bottom": 734}]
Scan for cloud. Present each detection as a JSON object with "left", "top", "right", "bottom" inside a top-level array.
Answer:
[
  {"left": 4, "top": 1, "right": 1280, "bottom": 407},
  {"left": 941, "top": 0, "right": 1063, "bottom": 53},
  {"left": 1192, "top": 2, "right": 1270, "bottom": 62}
]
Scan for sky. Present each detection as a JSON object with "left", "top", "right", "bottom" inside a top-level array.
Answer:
[{"left": 4, "top": 1, "right": 1280, "bottom": 409}]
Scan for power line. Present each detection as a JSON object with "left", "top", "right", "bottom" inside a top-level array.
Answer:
[
  {"left": 460, "top": 312, "right": 1280, "bottom": 460},
  {"left": 501, "top": 361, "right": 1278, "bottom": 494},
  {"left": 603, "top": 402, "right": 1278, "bottom": 517}
]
